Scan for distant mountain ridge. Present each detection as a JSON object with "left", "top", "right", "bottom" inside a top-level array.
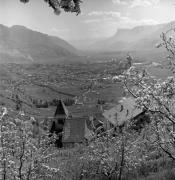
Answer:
[
  {"left": 91, "top": 21, "right": 175, "bottom": 52},
  {"left": 0, "top": 24, "right": 78, "bottom": 63}
]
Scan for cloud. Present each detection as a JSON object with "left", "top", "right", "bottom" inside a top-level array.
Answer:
[
  {"left": 112, "top": 0, "right": 128, "bottom": 5},
  {"left": 88, "top": 11, "right": 121, "bottom": 18},
  {"left": 85, "top": 11, "right": 121, "bottom": 24},
  {"left": 112, "top": 0, "right": 160, "bottom": 8},
  {"left": 85, "top": 10, "right": 158, "bottom": 27},
  {"left": 119, "top": 17, "right": 159, "bottom": 27},
  {"left": 84, "top": 19, "right": 102, "bottom": 24},
  {"left": 130, "top": 0, "right": 160, "bottom": 8}
]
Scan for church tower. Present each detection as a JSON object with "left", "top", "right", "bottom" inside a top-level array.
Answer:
[{"left": 50, "top": 100, "right": 69, "bottom": 147}]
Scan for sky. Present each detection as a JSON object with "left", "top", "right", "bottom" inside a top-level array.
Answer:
[{"left": 0, "top": 0, "right": 175, "bottom": 42}]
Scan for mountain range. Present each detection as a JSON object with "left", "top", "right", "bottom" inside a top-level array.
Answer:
[
  {"left": 0, "top": 24, "right": 78, "bottom": 63},
  {"left": 0, "top": 21, "right": 175, "bottom": 63},
  {"left": 90, "top": 21, "right": 175, "bottom": 52}
]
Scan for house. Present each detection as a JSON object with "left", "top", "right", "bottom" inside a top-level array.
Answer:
[
  {"left": 130, "top": 110, "right": 151, "bottom": 132},
  {"left": 87, "top": 113, "right": 104, "bottom": 134},
  {"left": 103, "top": 97, "right": 146, "bottom": 130}
]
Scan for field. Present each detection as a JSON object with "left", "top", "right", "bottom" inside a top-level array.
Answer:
[
  {"left": 0, "top": 57, "right": 171, "bottom": 119},
  {"left": 0, "top": 60, "right": 126, "bottom": 120}
]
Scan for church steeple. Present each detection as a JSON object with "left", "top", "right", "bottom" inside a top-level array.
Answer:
[{"left": 54, "top": 100, "right": 69, "bottom": 118}]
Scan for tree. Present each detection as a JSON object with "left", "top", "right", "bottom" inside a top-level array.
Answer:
[
  {"left": 20, "top": 0, "right": 83, "bottom": 15},
  {"left": 0, "top": 106, "right": 61, "bottom": 180},
  {"left": 119, "top": 27, "right": 175, "bottom": 161}
]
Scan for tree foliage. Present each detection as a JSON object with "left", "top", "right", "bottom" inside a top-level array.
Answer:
[
  {"left": 20, "top": 0, "right": 83, "bottom": 15},
  {"left": 0, "top": 107, "right": 61, "bottom": 180},
  {"left": 119, "top": 27, "right": 175, "bottom": 161}
]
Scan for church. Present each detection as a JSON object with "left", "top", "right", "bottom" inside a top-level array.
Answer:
[{"left": 49, "top": 100, "right": 103, "bottom": 148}]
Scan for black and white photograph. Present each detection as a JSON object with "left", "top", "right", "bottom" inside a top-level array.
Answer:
[{"left": 0, "top": 0, "right": 175, "bottom": 179}]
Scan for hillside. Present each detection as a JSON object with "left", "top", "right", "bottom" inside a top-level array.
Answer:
[
  {"left": 0, "top": 24, "right": 78, "bottom": 63},
  {"left": 91, "top": 21, "right": 175, "bottom": 52}
]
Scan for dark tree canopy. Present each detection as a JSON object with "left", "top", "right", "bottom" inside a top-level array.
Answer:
[{"left": 20, "top": 0, "right": 82, "bottom": 15}]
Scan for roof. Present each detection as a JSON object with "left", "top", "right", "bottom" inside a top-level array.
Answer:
[
  {"left": 67, "top": 103, "right": 102, "bottom": 118},
  {"left": 62, "top": 117, "right": 86, "bottom": 143},
  {"left": 103, "top": 97, "right": 143, "bottom": 126},
  {"left": 62, "top": 116, "right": 95, "bottom": 143},
  {"left": 54, "top": 100, "right": 69, "bottom": 117},
  {"left": 61, "top": 103, "right": 104, "bottom": 143},
  {"left": 84, "top": 119, "right": 94, "bottom": 140}
]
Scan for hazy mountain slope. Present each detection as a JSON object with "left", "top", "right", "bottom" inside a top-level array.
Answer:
[
  {"left": 0, "top": 24, "right": 78, "bottom": 63},
  {"left": 92, "top": 21, "right": 175, "bottom": 52}
]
